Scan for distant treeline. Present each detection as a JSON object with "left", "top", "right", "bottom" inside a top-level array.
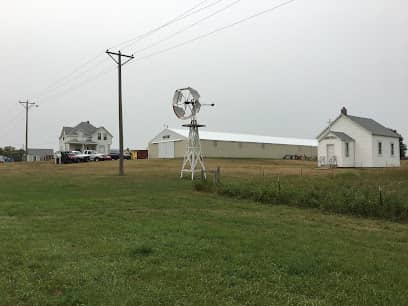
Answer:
[{"left": 0, "top": 147, "right": 24, "bottom": 161}]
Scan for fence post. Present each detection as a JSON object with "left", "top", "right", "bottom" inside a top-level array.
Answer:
[
  {"left": 378, "top": 186, "right": 383, "bottom": 206},
  {"left": 214, "top": 166, "right": 221, "bottom": 185}
]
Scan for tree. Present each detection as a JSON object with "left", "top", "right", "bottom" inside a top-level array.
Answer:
[
  {"left": 390, "top": 129, "right": 407, "bottom": 159},
  {"left": 0, "top": 147, "right": 24, "bottom": 162},
  {"left": 400, "top": 136, "right": 407, "bottom": 159}
]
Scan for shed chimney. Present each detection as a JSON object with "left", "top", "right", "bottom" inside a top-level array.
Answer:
[{"left": 341, "top": 107, "right": 348, "bottom": 116}]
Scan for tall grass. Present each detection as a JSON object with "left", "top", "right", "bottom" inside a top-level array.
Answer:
[{"left": 195, "top": 170, "right": 408, "bottom": 221}]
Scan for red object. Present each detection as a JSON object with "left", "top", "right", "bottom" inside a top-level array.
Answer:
[{"left": 135, "top": 150, "right": 148, "bottom": 159}]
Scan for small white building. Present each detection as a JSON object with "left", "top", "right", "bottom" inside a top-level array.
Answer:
[
  {"left": 59, "top": 121, "right": 113, "bottom": 154},
  {"left": 317, "top": 108, "right": 400, "bottom": 167}
]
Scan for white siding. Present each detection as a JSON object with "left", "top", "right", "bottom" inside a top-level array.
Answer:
[
  {"left": 371, "top": 136, "right": 400, "bottom": 167},
  {"left": 325, "top": 116, "right": 373, "bottom": 167}
]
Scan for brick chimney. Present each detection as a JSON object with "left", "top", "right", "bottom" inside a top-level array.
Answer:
[{"left": 341, "top": 107, "right": 348, "bottom": 116}]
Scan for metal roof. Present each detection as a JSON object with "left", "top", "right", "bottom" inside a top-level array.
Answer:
[
  {"left": 330, "top": 131, "right": 355, "bottom": 142},
  {"left": 169, "top": 128, "right": 318, "bottom": 147},
  {"left": 347, "top": 115, "right": 400, "bottom": 138}
]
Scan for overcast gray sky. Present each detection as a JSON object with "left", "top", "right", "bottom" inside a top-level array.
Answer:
[{"left": 1, "top": 0, "right": 407, "bottom": 150}]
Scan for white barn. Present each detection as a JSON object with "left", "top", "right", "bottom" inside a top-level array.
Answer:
[
  {"left": 148, "top": 128, "right": 317, "bottom": 159},
  {"left": 317, "top": 108, "right": 400, "bottom": 168}
]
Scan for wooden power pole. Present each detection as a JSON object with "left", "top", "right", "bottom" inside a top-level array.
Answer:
[
  {"left": 106, "top": 50, "right": 134, "bottom": 176},
  {"left": 19, "top": 100, "right": 38, "bottom": 161}
]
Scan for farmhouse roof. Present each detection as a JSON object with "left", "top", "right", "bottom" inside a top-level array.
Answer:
[
  {"left": 169, "top": 128, "right": 318, "bottom": 147},
  {"left": 330, "top": 131, "right": 354, "bottom": 142},
  {"left": 60, "top": 121, "right": 112, "bottom": 138},
  {"left": 346, "top": 115, "right": 400, "bottom": 138}
]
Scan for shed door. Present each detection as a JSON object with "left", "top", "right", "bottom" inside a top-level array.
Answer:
[
  {"left": 327, "top": 144, "right": 335, "bottom": 160},
  {"left": 158, "top": 142, "right": 175, "bottom": 158}
]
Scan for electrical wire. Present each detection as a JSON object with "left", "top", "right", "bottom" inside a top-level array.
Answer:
[
  {"left": 129, "top": 0, "right": 242, "bottom": 56},
  {"left": 30, "top": 0, "right": 297, "bottom": 105},
  {"left": 31, "top": 0, "right": 219, "bottom": 101},
  {"left": 115, "top": 0, "right": 225, "bottom": 51},
  {"left": 131, "top": 0, "right": 297, "bottom": 62}
]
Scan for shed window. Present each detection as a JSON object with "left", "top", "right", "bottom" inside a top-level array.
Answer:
[
  {"left": 261, "top": 143, "right": 265, "bottom": 149},
  {"left": 391, "top": 143, "right": 395, "bottom": 156},
  {"left": 213, "top": 141, "right": 218, "bottom": 147},
  {"left": 345, "top": 142, "right": 350, "bottom": 157},
  {"left": 378, "top": 142, "right": 382, "bottom": 155}
]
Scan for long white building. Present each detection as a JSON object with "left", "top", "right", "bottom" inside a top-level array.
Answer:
[{"left": 148, "top": 129, "right": 317, "bottom": 159}]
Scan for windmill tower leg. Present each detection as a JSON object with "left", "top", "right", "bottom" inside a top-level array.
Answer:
[{"left": 181, "top": 120, "right": 206, "bottom": 180}]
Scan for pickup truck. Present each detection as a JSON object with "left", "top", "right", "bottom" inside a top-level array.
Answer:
[
  {"left": 71, "top": 151, "right": 90, "bottom": 162},
  {"left": 83, "top": 150, "right": 106, "bottom": 161}
]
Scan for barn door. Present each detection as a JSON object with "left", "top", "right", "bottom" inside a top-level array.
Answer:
[{"left": 158, "top": 142, "right": 175, "bottom": 158}]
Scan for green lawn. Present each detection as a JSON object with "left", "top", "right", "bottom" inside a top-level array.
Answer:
[{"left": 0, "top": 160, "right": 407, "bottom": 305}]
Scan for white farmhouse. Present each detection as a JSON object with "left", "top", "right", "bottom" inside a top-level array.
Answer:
[
  {"left": 59, "top": 121, "right": 113, "bottom": 154},
  {"left": 317, "top": 108, "right": 400, "bottom": 167}
]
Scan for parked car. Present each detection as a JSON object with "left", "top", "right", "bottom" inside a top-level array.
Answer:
[
  {"left": 71, "top": 151, "right": 90, "bottom": 162},
  {"left": 83, "top": 150, "right": 107, "bottom": 161},
  {"left": 103, "top": 154, "right": 112, "bottom": 161},
  {"left": 59, "top": 151, "right": 80, "bottom": 164},
  {"left": 109, "top": 151, "right": 131, "bottom": 160},
  {"left": 0, "top": 156, "right": 14, "bottom": 163}
]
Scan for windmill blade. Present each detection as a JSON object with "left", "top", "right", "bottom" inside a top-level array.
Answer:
[
  {"left": 188, "top": 87, "right": 200, "bottom": 100},
  {"left": 173, "top": 105, "right": 186, "bottom": 119}
]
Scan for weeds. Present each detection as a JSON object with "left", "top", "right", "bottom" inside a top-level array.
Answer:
[{"left": 194, "top": 171, "right": 408, "bottom": 221}]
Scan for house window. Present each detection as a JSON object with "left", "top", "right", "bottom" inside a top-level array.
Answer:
[
  {"left": 98, "top": 133, "right": 101, "bottom": 140},
  {"left": 104, "top": 133, "right": 107, "bottom": 140},
  {"left": 378, "top": 142, "right": 382, "bottom": 155},
  {"left": 391, "top": 143, "right": 395, "bottom": 156},
  {"left": 345, "top": 142, "right": 350, "bottom": 157}
]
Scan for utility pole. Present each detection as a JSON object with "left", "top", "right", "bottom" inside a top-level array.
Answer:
[
  {"left": 19, "top": 100, "right": 38, "bottom": 161},
  {"left": 106, "top": 50, "right": 134, "bottom": 176}
]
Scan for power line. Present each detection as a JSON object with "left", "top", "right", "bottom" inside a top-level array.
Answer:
[
  {"left": 115, "top": 0, "right": 225, "bottom": 51},
  {"left": 131, "top": 0, "right": 297, "bottom": 63},
  {"left": 30, "top": 0, "right": 297, "bottom": 104},
  {"left": 130, "top": 0, "right": 242, "bottom": 56},
  {"left": 31, "top": 0, "right": 218, "bottom": 101}
]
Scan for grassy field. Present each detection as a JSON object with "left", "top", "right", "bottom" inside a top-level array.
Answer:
[{"left": 0, "top": 159, "right": 407, "bottom": 305}]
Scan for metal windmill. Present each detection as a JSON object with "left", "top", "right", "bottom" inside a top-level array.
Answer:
[{"left": 172, "top": 87, "right": 214, "bottom": 180}]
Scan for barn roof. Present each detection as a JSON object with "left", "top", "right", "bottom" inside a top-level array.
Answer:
[
  {"left": 347, "top": 115, "right": 400, "bottom": 138},
  {"left": 169, "top": 128, "right": 318, "bottom": 147}
]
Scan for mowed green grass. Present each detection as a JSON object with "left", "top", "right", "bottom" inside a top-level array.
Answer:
[{"left": 0, "top": 160, "right": 407, "bottom": 305}]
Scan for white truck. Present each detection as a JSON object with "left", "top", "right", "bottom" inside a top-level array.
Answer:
[
  {"left": 83, "top": 150, "right": 106, "bottom": 161},
  {"left": 71, "top": 151, "right": 90, "bottom": 162}
]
